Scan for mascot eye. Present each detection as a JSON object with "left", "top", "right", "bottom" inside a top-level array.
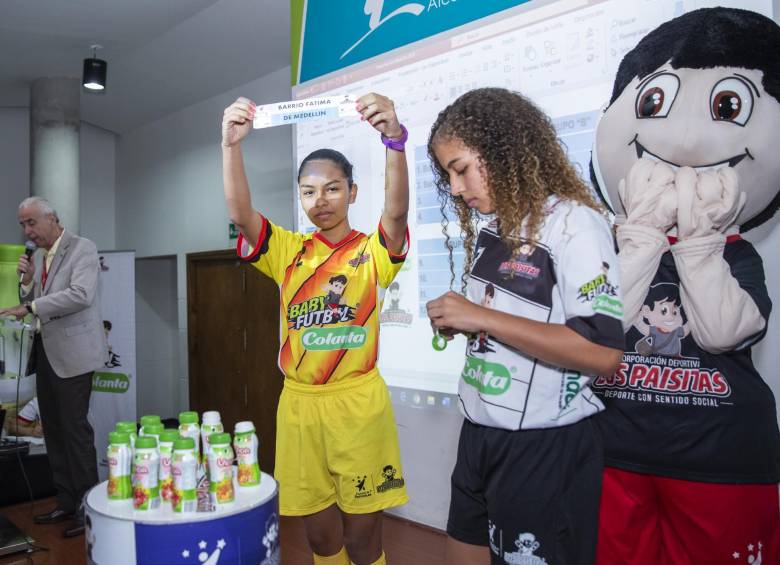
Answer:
[
  {"left": 710, "top": 77, "right": 754, "bottom": 126},
  {"left": 635, "top": 73, "right": 680, "bottom": 118}
]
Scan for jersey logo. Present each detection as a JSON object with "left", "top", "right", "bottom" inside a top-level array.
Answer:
[
  {"left": 576, "top": 261, "right": 622, "bottom": 317},
  {"left": 380, "top": 281, "right": 413, "bottom": 326},
  {"left": 287, "top": 274, "right": 357, "bottom": 330},
  {"left": 498, "top": 242, "right": 540, "bottom": 280},
  {"left": 348, "top": 252, "right": 370, "bottom": 267}
]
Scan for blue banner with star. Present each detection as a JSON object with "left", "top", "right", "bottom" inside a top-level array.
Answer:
[{"left": 134, "top": 500, "right": 280, "bottom": 565}]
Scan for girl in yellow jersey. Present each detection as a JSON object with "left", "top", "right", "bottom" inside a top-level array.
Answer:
[{"left": 222, "top": 93, "right": 409, "bottom": 565}]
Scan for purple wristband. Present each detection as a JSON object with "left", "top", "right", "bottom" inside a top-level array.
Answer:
[{"left": 381, "top": 124, "right": 408, "bottom": 152}]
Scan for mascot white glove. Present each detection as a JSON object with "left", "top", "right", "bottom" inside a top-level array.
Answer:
[
  {"left": 675, "top": 166, "right": 745, "bottom": 239},
  {"left": 671, "top": 166, "right": 764, "bottom": 353},
  {"left": 615, "top": 158, "right": 676, "bottom": 330},
  {"left": 619, "top": 158, "right": 678, "bottom": 231}
]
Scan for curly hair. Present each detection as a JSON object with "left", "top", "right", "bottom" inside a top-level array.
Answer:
[{"left": 427, "top": 88, "right": 603, "bottom": 291}]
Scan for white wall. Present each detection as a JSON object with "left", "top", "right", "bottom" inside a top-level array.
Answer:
[
  {"left": 115, "top": 65, "right": 293, "bottom": 258},
  {"left": 0, "top": 108, "right": 116, "bottom": 248},
  {"left": 80, "top": 123, "right": 117, "bottom": 251},
  {"left": 115, "top": 65, "right": 294, "bottom": 416},
  {"left": 0, "top": 109, "right": 29, "bottom": 244},
  {"left": 135, "top": 256, "right": 179, "bottom": 418}
]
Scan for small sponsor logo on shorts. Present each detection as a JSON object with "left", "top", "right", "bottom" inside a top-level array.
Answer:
[
  {"left": 504, "top": 531, "right": 546, "bottom": 564},
  {"left": 376, "top": 465, "right": 404, "bottom": 493},
  {"left": 353, "top": 475, "right": 373, "bottom": 498},
  {"left": 489, "top": 521, "right": 500, "bottom": 555},
  {"left": 730, "top": 539, "right": 763, "bottom": 563}
]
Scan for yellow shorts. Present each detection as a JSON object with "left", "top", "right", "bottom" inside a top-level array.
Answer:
[{"left": 275, "top": 369, "right": 409, "bottom": 516}]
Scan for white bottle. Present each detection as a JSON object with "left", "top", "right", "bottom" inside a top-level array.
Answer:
[
  {"left": 178, "top": 411, "right": 200, "bottom": 461},
  {"left": 200, "top": 411, "right": 223, "bottom": 461},
  {"left": 172, "top": 437, "right": 198, "bottom": 513},
  {"left": 207, "top": 432, "right": 235, "bottom": 507},
  {"left": 132, "top": 436, "right": 160, "bottom": 510},
  {"left": 234, "top": 421, "right": 261, "bottom": 487},
  {"left": 158, "top": 429, "right": 179, "bottom": 503},
  {"left": 107, "top": 432, "right": 132, "bottom": 501}
]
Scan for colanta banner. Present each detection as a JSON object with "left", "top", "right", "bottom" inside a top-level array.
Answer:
[
  {"left": 292, "top": 0, "right": 532, "bottom": 84},
  {"left": 89, "top": 250, "right": 137, "bottom": 481}
]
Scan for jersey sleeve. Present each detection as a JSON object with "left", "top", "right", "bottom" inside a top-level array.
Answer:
[
  {"left": 236, "top": 213, "right": 304, "bottom": 285},
  {"left": 368, "top": 221, "right": 410, "bottom": 289},
  {"left": 556, "top": 207, "right": 625, "bottom": 350},
  {"left": 17, "top": 398, "right": 39, "bottom": 423},
  {"left": 723, "top": 238, "right": 772, "bottom": 349}
]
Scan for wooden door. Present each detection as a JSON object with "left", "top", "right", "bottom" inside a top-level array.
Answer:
[
  {"left": 187, "top": 250, "right": 282, "bottom": 473},
  {"left": 244, "top": 268, "right": 284, "bottom": 474}
]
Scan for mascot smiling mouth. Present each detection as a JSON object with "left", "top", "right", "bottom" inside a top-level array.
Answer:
[{"left": 629, "top": 135, "right": 753, "bottom": 172}]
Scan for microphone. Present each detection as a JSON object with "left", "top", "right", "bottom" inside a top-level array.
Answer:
[{"left": 19, "top": 241, "right": 36, "bottom": 284}]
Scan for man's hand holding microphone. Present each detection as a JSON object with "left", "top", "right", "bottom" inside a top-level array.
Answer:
[{"left": 0, "top": 241, "right": 36, "bottom": 320}]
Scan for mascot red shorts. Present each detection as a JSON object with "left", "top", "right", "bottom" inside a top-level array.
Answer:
[{"left": 596, "top": 467, "right": 780, "bottom": 565}]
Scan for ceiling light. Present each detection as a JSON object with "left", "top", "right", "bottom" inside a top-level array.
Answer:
[{"left": 83, "top": 45, "right": 107, "bottom": 92}]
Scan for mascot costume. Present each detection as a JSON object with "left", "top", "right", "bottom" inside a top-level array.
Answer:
[{"left": 591, "top": 8, "right": 780, "bottom": 565}]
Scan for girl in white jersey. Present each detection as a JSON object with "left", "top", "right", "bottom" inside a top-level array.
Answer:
[{"left": 425, "top": 88, "right": 625, "bottom": 565}]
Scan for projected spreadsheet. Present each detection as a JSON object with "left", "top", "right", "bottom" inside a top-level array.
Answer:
[{"left": 292, "top": 0, "right": 773, "bottom": 396}]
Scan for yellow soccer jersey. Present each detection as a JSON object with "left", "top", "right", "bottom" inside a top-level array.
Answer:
[{"left": 237, "top": 214, "right": 408, "bottom": 385}]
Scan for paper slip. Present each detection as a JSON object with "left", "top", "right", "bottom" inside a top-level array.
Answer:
[{"left": 253, "top": 94, "right": 359, "bottom": 129}]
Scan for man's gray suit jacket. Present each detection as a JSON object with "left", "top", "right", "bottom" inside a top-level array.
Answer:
[{"left": 20, "top": 230, "right": 107, "bottom": 378}]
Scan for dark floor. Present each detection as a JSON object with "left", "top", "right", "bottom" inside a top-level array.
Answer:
[{"left": 0, "top": 497, "right": 447, "bottom": 564}]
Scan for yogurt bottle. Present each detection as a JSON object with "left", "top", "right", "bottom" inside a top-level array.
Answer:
[
  {"left": 139, "top": 415, "right": 161, "bottom": 437},
  {"left": 158, "top": 429, "right": 179, "bottom": 503},
  {"left": 172, "top": 437, "right": 198, "bottom": 513},
  {"left": 107, "top": 432, "right": 132, "bottom": 501},
  {"left": 207, "top": 432, "right": 235, "bottom": 506},
  {"left": 132, "top": 436, "right": 160, "bottom": 510},
  {"left": 143, "top": 422, "right": 164, "bottom": 447},
  {"left": 234, "top": 421, "right": 260, "bottom": 487},
  {"left": 178, "top": 411, "right": 200, "bottom": 462},
  {"left": 114, "top": 421, "right": 137, "bottom": 449},
  {"left": 200, "top": 411, "right": 223, "bottom": 461}
]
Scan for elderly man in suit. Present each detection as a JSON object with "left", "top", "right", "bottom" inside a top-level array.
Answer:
[{"left": 0, "top": 196, "right": 106, "bottom": 538}]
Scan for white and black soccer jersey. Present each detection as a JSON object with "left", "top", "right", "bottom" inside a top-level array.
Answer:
[{"left": 458, "top": 197, "right": 625, "bottom": 431}]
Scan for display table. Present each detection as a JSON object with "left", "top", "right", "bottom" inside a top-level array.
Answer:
[{"left": 85, "top": 472, "right": 279, "bottom": 565}]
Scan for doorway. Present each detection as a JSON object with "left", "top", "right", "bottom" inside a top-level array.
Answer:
[{"left": 187, "top": 250, "right": 282, "bottom": 473}]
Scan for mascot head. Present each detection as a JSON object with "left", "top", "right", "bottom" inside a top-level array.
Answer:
[{"left": 592, "top": 7, "right": 780, "bottom": 231}]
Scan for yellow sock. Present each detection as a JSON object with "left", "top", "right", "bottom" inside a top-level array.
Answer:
[
  {"left": 351, "top": 551, "right": 386, "bottom": 565},
  {"left": 313, "top": 547, "right": 350, "bottom": 565}
]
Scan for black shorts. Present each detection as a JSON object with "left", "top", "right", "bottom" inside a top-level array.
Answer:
[{"left": 447, "top": 417, "right": 603, "bottom": 565}]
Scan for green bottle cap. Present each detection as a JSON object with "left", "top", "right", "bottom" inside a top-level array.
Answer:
[
  {"left": 144, "top": 423, "right": 164, "bottom": 435},
  {"left": 209, "top": 432, "right": 231, "bottom": 445},
  {"left": 174, "top": 437, "right": 196, "bottom": 450},
  {"left": 115, "top": 421, "right": 137, "bottom": 434},
  {"left": 140, "top": 415, "right": 161, "bottom": 428},
  {"left": 160, "top": 429, "right": 180, "bottom": 443},
  {"left": 178, "top": 411, "right": 199, "bottom": 425},
  {"left": 135, "top": 436, "right": 157, "bottom": 449},
  {"left": 109, "top": 431, "right": 130, "bottom": 445}
]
